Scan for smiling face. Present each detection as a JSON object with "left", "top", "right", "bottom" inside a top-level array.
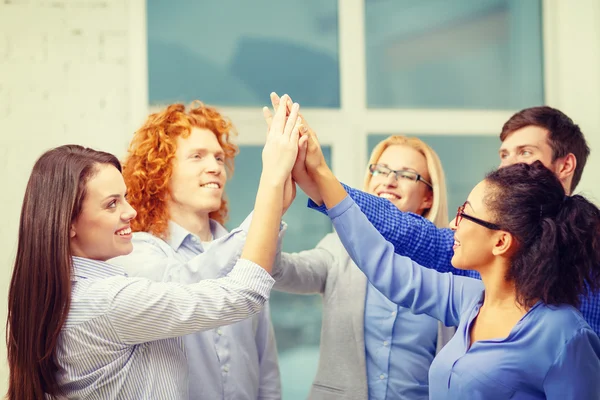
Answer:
[
  {"left": 70, "top": 164, "right": 137, "bottom": 261},
  {"left": 168, "top": 127, "right": 227, "bottom": 219},
  {"left": 366, "top": 144, "right": 433, "bottom": 215},
  {"left": 449, "top": 180, "right": 502, "bottom": 271}
]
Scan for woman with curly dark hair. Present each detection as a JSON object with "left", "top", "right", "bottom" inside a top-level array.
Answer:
[{"left": 302, "top": 124, "right": 600, "bottom": 400}]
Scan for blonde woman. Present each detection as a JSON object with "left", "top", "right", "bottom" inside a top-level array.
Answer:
[{"left": 271, "top": 133, "right": 453, "bottom": 400}]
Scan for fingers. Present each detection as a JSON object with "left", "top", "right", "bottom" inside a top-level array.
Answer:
[
  {"left": 283, "top": 102, "right": 300, "bottom": 139},
  {"left": 270, "top": 92, "right": 280, "bottom": 112},
  {"left": 271, "top": 92, "right": 294, "bottom": 116},
  {"left": 297, "top": 135, "right": 308, "bottom": 162},
  {"left": 269, "top": 94, "right": 289, "bottom": 137},
  {"left": 262, "top": 107, "right": 273, "bottom": 131}
]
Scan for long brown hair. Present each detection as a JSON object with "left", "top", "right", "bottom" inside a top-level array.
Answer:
[{"left": 6, "top": 145, "right": 121, "bottom": 399}]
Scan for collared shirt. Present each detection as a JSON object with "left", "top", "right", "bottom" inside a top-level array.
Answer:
[
  {"left": 56, "top": 256, "right": 274, "bottom": 399},
  {"left": 364, "top": 283, "right": 438, "bottom": 400},
  {"left": 326, "top": 196, "right": 600, "bottom": 399},
  {"left": 308, "top": 183, "right": 600, "bottom": 335},
  {"left": 111, "top": 214, "right": 281, "bottom": 400}
]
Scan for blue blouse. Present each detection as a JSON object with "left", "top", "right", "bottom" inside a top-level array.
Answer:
[{"left": 327, "top": 196, "right": 600, "bottom": 400}]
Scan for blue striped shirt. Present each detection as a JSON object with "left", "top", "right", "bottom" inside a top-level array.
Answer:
[{"left": 55, "top": 256, "right": 274, "bottom": 398}]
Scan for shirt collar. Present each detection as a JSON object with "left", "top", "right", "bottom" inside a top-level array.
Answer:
[
  {"left": 72, "top": 256, "right": 127, "bottom": 281},
  {"left": 166, "top": 219, "right": 229, "bottom": 251}
]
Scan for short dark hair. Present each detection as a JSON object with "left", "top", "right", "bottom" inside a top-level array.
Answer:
[
  {"left": 484, "top": 161, "right": 600, "bottom": 309},
  {"left": 500, "top": 106, "right": 590, "bottom": 192}
]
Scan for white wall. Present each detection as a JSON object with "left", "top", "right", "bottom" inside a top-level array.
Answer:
[
  {"left": 0, "top": 0, "right": 146, "bottom": 392},
  {"left": 543, "top": 0, "right": 600, "bottom": 201}
]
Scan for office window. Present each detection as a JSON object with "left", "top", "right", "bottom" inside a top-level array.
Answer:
[
  {"left": 148, "top": 0, "right": 339, "bottom": 107},
  {"left": 365, "top": 0, "right": 544, "bottom": 109}
]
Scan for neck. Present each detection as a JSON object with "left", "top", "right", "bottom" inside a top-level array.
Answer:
[
  {"left": 168, "top": 204, "right": 212, "bottom": 241},
  {"left": 477, "top": 259, "right": 520, "bottom": 310}
]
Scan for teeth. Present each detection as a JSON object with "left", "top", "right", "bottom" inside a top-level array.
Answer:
[
  {"left": 201, "top": 183, "right": 220, "bottom": 189},
  {"left": 454, "top": 240, "right": 460, "bottom": 246},
  {"left": 379, "top": 193, "right": 400, "bottom": 200},
  {"left": 116, "top": 227, "right": 131, "bottom": 236}
]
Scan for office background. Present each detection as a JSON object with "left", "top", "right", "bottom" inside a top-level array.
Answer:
[{"left": 1, "top": 0, "right": 600, "bottom": 397}]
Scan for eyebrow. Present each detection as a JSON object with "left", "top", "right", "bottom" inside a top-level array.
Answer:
[
  {"left": 188, "top": 148, "right": 224, "bottom": 155},
  {"left": 499, "top": 144, "right": 541, "bottom": 154},
  {"left": 464, "top": 200, "right": 475, "bottom": 212},
  {"left": 102, "top": 193, "right": 126, "bottom": 201},
  {"left": 377, "top": 163, "right": 419, "bottom": 173}
]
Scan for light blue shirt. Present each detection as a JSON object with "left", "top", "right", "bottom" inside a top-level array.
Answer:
[
  {"left": 364, "top": 283, "right": 438, "bottom": 400},
  {"left": 327, "top": 196, "right": 600, "bottom": 400},
  {"left": 57, "top": 256, "right": 274, "bottom": 399},
  {"left": 111, "top": 214, "right": 281, "bottom": 400}
]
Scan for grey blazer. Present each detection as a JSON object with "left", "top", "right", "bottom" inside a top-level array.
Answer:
[{"left": 272, "top": 233, "right": 455, "bottom": 400}]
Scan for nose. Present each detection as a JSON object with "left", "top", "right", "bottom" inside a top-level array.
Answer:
[
  {"left": 205, "top": 156, "right": 223, "bottom": 175},
  {"left": 122, "top": 201, "right": 137, "bottom": 221},
  {"left": 384, "top": 172, "right": 398, "bottom": 187},
  {"left": 449, "top": 217, "right": 458, "bottom": 230}
]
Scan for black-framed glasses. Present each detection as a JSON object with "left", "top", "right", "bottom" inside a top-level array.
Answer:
[
  {"left": 456, "top": 202, "right": 501, "bottom": 230},
  {"left": 369, "top": 164, "right": 433, "bottom": 188}
]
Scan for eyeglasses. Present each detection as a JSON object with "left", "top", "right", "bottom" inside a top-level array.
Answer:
[
  {"left": 369, "top": 164, "right": 433, "bottom": 188},
  {"left": 456, "top": 202, "right": 501, "bottom": 230}
]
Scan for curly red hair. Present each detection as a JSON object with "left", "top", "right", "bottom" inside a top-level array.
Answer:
[{"left": 123, "top": 101, "right": 239, "bottom": 238}]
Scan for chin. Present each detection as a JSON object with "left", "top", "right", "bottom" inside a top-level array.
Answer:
[{"left": 450, "top": 256, "right": 467, "bottom": 270}]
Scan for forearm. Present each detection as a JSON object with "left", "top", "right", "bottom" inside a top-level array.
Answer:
[
  {"left": 308, "top": 183, "right": 473, "bottom": 276},
  {"left": 272, "top": 249, "right": 332, "bottom": 294},
  {"left": 110, "top": 259, "right": 275, "bottom": 344},
  {"left": 329, "top": 196, "right": 483, "bottom": 326},
  {"left": 242, "top": 175, "right": 284, "bottom": 273},
  {"left": 312, "top": 165, "right": 346, "bottom": 210}
]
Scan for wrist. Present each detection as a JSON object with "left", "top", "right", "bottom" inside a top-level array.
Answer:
[
  {"left": 259, "top": 173, "right": 286, "bottom": 190},
  {"left": 310, "top": 164, "right": 333, "bottom": 183}
]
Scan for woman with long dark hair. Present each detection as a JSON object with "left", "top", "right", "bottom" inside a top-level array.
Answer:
[
  {"left": 300, "top": 126, "right": 600, "bottom": 399},
  {"left": 6, "top": 98, "right": 301, "bottom": 399}
]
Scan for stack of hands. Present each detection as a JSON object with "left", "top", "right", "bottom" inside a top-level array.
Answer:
[{"left": 261, "top": 92, "right": 341, "bottom": 213}]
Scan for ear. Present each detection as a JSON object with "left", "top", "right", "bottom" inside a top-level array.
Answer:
[
  {"left": 556, "top": 153, "right": 576, "bottom": 185},
  {"left": 420, "top": 190, "right": 433, "bottom": 210},
  {"left": 70, "top": 225, "right": 77, "bottom": 239},
  {"left": 491, "top": 231, "right": 514, "bottom": 257}
]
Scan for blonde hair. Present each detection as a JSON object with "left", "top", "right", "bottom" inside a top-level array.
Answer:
[{"left": 364, "top": 136, "right": 449, "bottom": 228}]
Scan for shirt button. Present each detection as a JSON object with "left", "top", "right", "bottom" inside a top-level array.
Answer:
[
  {"left": 191, "top": 236, "right": 199, "bottom": 243},
  {"left": 223, "top": 365, "right": 230, "bottom": 372},
  {"left": 379, "top": 374, "right": 385, "bottom": 380},
  {"left": 383, "top": 340, "right": 389, "bottom": 346},
  {"left": 217, "top": 329, "right": 223, "bottom": 335},
  {"left": 391, "top": 311, "right": 397, "bottom": 317}
]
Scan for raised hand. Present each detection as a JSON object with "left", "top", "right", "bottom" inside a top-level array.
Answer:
[
  {"left": 265, "top": 92, "right": 323, "bottom": 204},
  {"left": 261, "top": 94, "right": 301, "bottom": 185}
]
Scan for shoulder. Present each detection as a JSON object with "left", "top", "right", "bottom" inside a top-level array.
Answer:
[
  {"left": 531, "top": 303, "right": 595, "bottom": 346},
  {"left": 67, "top": 275, "right": 134, "bottom": 326},
  {"left": 539, "top": 303, "right": 589, "bottom": 330}
]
